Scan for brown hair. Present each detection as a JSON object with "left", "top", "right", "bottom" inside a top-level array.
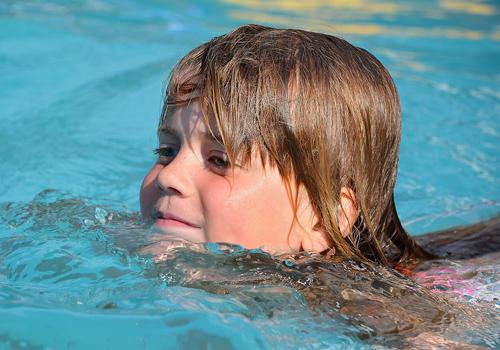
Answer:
[{"left": 161, "top": 24, "right": 428, "bottom": 266}]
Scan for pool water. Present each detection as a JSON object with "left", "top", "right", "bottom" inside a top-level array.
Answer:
[{"left": 0, "top": 0, "right": 499, "bottom": 349}]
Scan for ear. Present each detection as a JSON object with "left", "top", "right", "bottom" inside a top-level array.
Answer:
[{"left": 338, "top": 187, "right": 359, "bottom": 238}]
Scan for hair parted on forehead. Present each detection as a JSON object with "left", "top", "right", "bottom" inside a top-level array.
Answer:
[{"left": 160, "top": 24, "right": 426, "bottom": 265}]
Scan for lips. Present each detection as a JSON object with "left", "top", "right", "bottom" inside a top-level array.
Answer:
[{"left": 154, "top": 212, "right": 199, "bottom": 229}]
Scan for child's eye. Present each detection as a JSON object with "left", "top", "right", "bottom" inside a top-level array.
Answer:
[
  {"left": 208, "top": 152, "right": 230, "bottom": 171},
  {"left": 153, "top": 146, "right": 178, "bottom": 163}
]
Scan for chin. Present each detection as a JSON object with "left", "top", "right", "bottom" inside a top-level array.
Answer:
[{"left": 152, "top": 225, "right": 205, "bottom": 244}]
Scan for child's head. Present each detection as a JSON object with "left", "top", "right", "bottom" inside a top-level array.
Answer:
[{"left": 141, "top": 24, "right": 420, "bottom": 265}]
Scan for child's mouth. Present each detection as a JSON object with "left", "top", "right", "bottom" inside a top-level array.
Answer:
[
  {"left": 156, "top": 217, "right": 193, "bottom": 229},
  {"left": 154, "top": 212, "right": 199, "bottom": 230},
  {"left": 152, "top": 212, "right": 204, "bottom": 244}
]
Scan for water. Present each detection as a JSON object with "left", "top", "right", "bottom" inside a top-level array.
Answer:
[{"left": 1, "top": 1, "right": 499, "bottom": 349}]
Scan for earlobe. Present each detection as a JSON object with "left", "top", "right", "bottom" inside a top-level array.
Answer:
[
  {"left": 338, "top": 187, "right": 359, "bottom": 238},
  {"left": 290, "top": 186, "right": 333, "bottom": 253},
  {"left": 291, "top": 186, "right": 359, "bottom": 253},
  {"left": 300, "top": 226, "right": 332, "bottom": 253}
]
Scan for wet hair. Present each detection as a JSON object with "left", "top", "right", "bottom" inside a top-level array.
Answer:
[{"left": 160, "top": 24, "right": 428, "bottom": 266}]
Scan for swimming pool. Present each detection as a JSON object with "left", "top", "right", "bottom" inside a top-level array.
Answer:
[{"left": 1, "top": 0, "right": 499, "bottom": 349}]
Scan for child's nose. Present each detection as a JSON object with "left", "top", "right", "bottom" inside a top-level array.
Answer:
[{"left": 155, "top": 151, "right": 194, "bottom": 197}]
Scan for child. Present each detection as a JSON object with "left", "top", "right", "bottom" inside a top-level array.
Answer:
[{"left": 140, "top": 24, "right": 432, "bottom": 267}]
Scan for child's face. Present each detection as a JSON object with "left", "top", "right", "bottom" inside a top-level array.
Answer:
[{"left": 140, "top": 100, "right": 319, "bottom": 254}]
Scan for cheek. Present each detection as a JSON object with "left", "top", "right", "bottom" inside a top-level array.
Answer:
[
  {"left": 140, "top": 165, "right": 161, "bottom": 219},
  {"left": 201, "top": 175, "right": 295, "bottom": 249}
]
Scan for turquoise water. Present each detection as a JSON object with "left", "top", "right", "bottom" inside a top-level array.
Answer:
[{"left": 1, "top": 1, "right": 499, "bottom": 349}]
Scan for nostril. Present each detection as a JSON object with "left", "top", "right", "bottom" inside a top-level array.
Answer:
[{"left": 155, "top": 176, "right": 182, "bottom": 195}]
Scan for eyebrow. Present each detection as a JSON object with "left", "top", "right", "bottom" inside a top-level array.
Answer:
[
  {"left": 158, "top": 125, "right": 177, "bottom": 135},
  {"left": 158, "top": 125, "right": 224, "bottom": 145},
  {"left": 202, "top": 130, "right": 223, "bottom": 145}
]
